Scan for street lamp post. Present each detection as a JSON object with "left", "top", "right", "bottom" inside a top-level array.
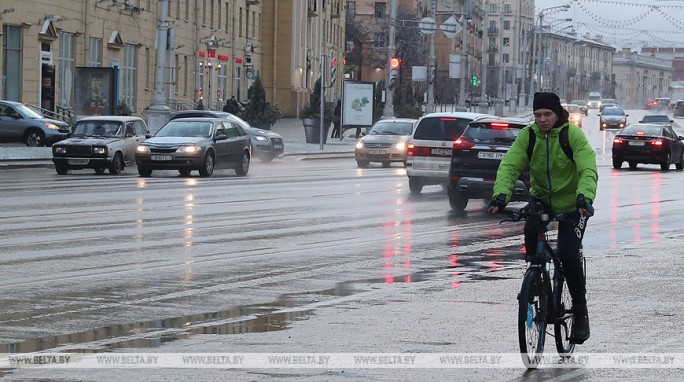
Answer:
[
  {"left": 146, "top": 0, "right": 170, "bottom": 134},
  {"left": 534, "top": 5, "right": 570, "bottom": 96}
]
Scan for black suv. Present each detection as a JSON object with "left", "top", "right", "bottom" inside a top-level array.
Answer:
[{"left": 447, "top": 116, "right": 531, "bottom": 211}]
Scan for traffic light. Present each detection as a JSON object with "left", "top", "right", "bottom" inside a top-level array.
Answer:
[
  {"left": 429, "top": 64, "right": 437, "bottom": 84},
  {"left": 329, "top": 56, "right": 337, "bottom": 87},
  {"left": 389, "top": 57, "right": 401, "bottom": 89},
  {"left": 470, "top": 75, "right": 480, "bottom": 86}
]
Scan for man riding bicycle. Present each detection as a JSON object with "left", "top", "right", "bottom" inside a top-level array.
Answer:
[{"left": 486, "top": 92, "right": 597, "bottom": 344}]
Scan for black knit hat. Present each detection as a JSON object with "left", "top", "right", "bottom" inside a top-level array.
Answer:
[{"left": 533, "top": 92, "right": 564, "bottom": 118}]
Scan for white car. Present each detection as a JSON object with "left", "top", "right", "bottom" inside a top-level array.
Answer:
[{"left": 405, "top": 112, "right": 490, "bottom": 194}]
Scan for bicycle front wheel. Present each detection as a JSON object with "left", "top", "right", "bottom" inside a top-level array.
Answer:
[
  {"left": 518, "top": 268, "right": 548, "bottom": 368},
  {"left": 554, "top": 275, "right": 575, "bottom": 356}
]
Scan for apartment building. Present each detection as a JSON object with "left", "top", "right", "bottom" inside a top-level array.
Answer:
[
  {"left": 0, "top": 0, "right": 344, "bottom": 119},
  {"left": 613, "top": 49, "right": 672, "bottom": 109}
]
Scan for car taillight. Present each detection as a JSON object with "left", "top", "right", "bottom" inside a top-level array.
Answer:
[
  {"left": 407, "top": 143, "right": 415, "bottom": 156},
  {"left": 651, "top": 139, "right": 664, "bottom": 146},
  {"left": 453, "top": 138, "right": 474, "bottom": 149},
  {"left": 490, "top": 122, "right": 509, "bottom": 129},
  {"left": 613, "top": 138, "right": 624, "bottom": 144},
  {"left": 408, "top": 144, "right": 430, "bottom": 156}
]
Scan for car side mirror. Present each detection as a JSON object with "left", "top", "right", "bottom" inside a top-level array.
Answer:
[
  {"left": 625, "top": 114, "right": 629, "bottom": 117},
  {"left": 679, "top": 136, "right": 684, "bottom": 140},
  {"left": 215, "top": 133, "right": 228, "bottom": 141},
  {"left": 639, "top": 120, "right": 644, "bottom": 123},
  {"left": 10, "top": 112, "right": 21, "bottom": 119},
  {"left": 597, "top": 114, "right": 601, "bottom": 117},
  {"left": 145, "top": 133, "right": 153, "bottom": 139},
  {"left": 671, "top": 120, "right": 674, "bottom": 123}
]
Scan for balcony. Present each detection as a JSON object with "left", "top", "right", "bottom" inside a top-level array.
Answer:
[
  {"left": 308, "top": 0, "right": 318, "bottom": 17},
  {"left": 246, "top": 0, "right": 260, "bottom": 4}
]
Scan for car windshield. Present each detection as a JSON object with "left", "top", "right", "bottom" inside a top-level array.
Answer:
[
  {"left": 462, "top": 123, "right": 523, "bottom": 143},
  {"left": 368, "top": 121, "right": 413, "bottom": 136},
  {"left": 73, "top": 121, "right": 125, "bottom": 137},
  {"left": 602, "top": 99, "right": 616, "bottom": 103},
  {"left": 157, "top": 121, "right": 213, "bottom": 137},
  {"left": 622, "top": 125, "right": 662, "bottom": 136},
  {"left": 413, "top": 117, "right": 471, "bottom": 140},
  {"left": 641, "top": 115, "right": 669, "bottom": 123},
  {"left": 14, "top": 103, "right": 44, "bottom": 119},
  {"left": 565, "top": 105, "right": 581, "bottom": 113},
  {"left": 602, "top": 108, "right": 624, "bottom": 116}
]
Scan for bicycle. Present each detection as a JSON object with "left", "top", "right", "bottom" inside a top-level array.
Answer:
[{"left": 500, "top": 202, "right": 586, "bottom": 368}]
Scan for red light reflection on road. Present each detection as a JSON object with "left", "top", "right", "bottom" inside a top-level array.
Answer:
[
  {"left": 649, "top": 172, "right": 661, "bottom": 241},
  {"left": 449, "top": 253, "right": 460, "bottom": 288},
  {"left": 381, "top": 219, "right": 412, "bottom": 284}
]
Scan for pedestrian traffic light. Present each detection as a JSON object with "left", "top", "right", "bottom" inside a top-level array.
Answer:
[
  {"left": 389, "top": 57, "right": 401, "bottom": 89},
  {"left": 429, "top": 64, "right": 437, "bottom": 84},
  {"left": 329, "top": 56, "right": 337, "bottom": 87},
  {"left": 471, "top": 75, "right": 480, "bottom": 86}
]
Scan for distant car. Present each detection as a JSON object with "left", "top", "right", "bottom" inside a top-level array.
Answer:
[
  {"left": 639, "top": 114, "right": 673, "bottom": 126},
  {"left": 599, "top": 107, "right": 628, "bottom": 130},
  {"left": 655, "top": 97, "right": 671, "bottom": 112},
  {"left": 562, "top": 103, "right": 583, "bottom": 127},
  {"left": 599, "top": 99, "right": 617, "bottom": 112},
  {"left": 674, "top": 100, "right": 684, "bottom": 118},
  {"left": 644, "top": 99, "right": 658, "bottom": 110},
  {"left": 406, "top": 112, "right": 490, "bottom": 194},
  {"left": 169, "top": 110, "right": 284, "bottom": 162},
  {"left": 355, "top": 118, "right": 416, "bottom": 168},
  {"left": 587, "top": 92, "right": 601, "bottom": 109},
  {"left": 612, "top": 123, "right": 684, "bottom": 171},
  {"left": 570, "top": 100, "right": 589, "bottom": 116},
  {"left": 51, "top": 116, "right": 148, "bottom": 175},
  {"left": 135, "top": 118, "right": 251, "bottom": 177},
  {"left": 447, "top": 116, "right": 531, "bottom": 211},
  {"left": 0, "top": 100, "right": 70, "bottom": 146}
]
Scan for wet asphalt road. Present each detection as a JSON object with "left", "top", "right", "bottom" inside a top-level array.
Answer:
[{"left": 3, "top": 111, "right": 684, "bottom": 380}]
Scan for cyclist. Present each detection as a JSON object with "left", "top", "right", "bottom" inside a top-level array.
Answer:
[{"left": 486, "top": 92, "right": 597, "bottom": 345}]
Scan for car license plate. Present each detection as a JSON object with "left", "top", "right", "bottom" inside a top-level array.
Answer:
[
  {"left": 430, "top": 148, "right": 451, "bottom": 156},
  {"left": 368, "top": 150, "right": 386, "bottom": 155},
  {"left": 68, "top": 159, "right": 89, "bottom": 165},
  {"left": 273, "top": 144, "right": 283, "bottom": 149},
  {"left": 477, "top": 151, "right": 505, "bottom": 160},
  {"left": 151, "top": 155, "right": 173, "bottom": 161},
  {"left": 629, "top": 141, "right": 645, "bottom": 146}
]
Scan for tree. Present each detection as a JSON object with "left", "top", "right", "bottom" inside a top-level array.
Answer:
[
  {"left": 241, "top": 75, "right": 282, "bottom": 127},
  {"left": 300, "top": 77, "right": 334, "bottom": 122}
]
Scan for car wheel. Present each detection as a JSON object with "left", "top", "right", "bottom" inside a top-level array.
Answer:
[
  {"left": 356, "top": 160, "right": 369, "bottom": 168},
  {"left": 448, "top": 191, "right": 468, "bottom": 211},
  {"left": 25, "top": 129, "right": 45, "bottom": 147},
  {"left": 94, "top": 167, "right": 106, "bottom": 175},
  {"left": 408, "top": 176, "right": 423, "bottom": 194},
  {"left": 235, "top": 152, "right": 250, "bottom": 176},
  {"left": 138, "top": 166, "right": 153, "bottom": 177},
  {"left": 109, "top": 153, "right": 124, "bottom": 175},
  {"left": 677, "top": 152, "right": 684, "bottom": 171},
  {"left": 199, "top": 151, "right": 215, "bottom": 177},
  {"left": 661, "top": 153, "right": 671, "bottom": 171},
  {"left": 55, "top": 163, "right": 68, "bottom": 175},
  {"left": 259, "top": 154, "right": 275, "bottom": 163},
  {"left": 179, "top": 169, "right": 192, "bottom": 176},
  {"left": 381, "top": 161, "right": 391, "bottom": 168},
  {"left": 628, "top": 161, "right": 637, "bottom": 170},
  {"left": 612, "top": 159, "right": 622, "bottom": 169}
]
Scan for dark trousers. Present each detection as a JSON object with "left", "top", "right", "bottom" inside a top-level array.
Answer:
[
  {"left": 523, "top": 198, "right": 588, "bottom": 306},
  {"left": 331, "top": 122, "right": 340, "bottom": 138}
]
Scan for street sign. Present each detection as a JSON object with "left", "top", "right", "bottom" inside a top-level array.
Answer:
[
  {"left": 449, "top": 55, "right": 461, "bottom": 79},
  {"left": 412, "top": 66, "right": 427, "bottom": 82},
  {"left": 419, "top": 17, "right": 436, "bottom": 35},
  {"left": 440, "top": 16, "right": 462, "bottom": 39}
]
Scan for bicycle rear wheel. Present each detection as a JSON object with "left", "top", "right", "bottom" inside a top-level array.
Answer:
[
  {"left": 554, "top": 275, "right": 575, "bottom": 356},
  {"left": 518, "top": 268, "right": 548, "bottom": 368}
]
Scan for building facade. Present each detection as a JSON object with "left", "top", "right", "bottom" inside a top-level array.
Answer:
[
  {"left": 613, "top": 49, "right": 672, "bottom": 109},
  {"left": 0, "top": 0, "right": 345, "bottom": 120}
]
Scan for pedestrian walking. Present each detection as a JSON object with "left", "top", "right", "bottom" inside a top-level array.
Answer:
[{"left": 331, "top": 99, "right": 341, "bottom": 138}]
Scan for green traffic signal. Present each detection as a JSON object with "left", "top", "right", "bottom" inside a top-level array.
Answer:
[{"left": 470, "top": 76, "right": 480, "bottom": 86}]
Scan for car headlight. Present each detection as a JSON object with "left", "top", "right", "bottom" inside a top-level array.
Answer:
[
  {"left": 355, "top": 141, "right": 364, "bottom": 149},
  {"left": 254, "top": 135, "right": 267, "bottom": 141},
  {"left": 177, "top": 145, "right": 202, "bottom": 153},
  {"left": 393, "top": 141, "right": 407, "bottom": 150},
  {"left": 136, "top": 145, "right": 150, "bottom": 153},
  {"left": 54, "top": 146, "right": 67, "bottom": 154},
  {"left": 93, "top": 147, "right": 107, "bottom": 155},
  {"left": 44, "top": 122, "right": 60, "bottom": 130}
]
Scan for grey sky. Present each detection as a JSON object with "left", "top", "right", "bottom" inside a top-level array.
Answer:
[{"left": 535, "top": 0, "right": 684, "bottom": 50}]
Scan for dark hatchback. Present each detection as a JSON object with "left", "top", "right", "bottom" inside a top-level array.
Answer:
[
  {"left": 612, "top": 123, "right": 684, "bottom": 171},
  {"left": 447, "top": 116, "right": 531, "bottom": 211},
  {"left": 135, "top": 118, "right": 251, "bottom": 177}
]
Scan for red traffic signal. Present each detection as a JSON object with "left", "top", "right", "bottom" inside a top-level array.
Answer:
[{"left": 390, "top": 58, "right": 401, "bottom": 69}]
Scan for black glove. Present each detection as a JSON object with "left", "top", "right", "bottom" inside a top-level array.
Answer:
[
  {"left": 576, "top": 194, "right": 594, "bottom": 215},
  {"left": 487, "top": 194, "right": 508, "bottom": 212}
]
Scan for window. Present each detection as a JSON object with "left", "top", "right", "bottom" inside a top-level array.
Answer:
[
  {"left": 134, "top": 120, "right": 147, "bottom": 136},
  {"left": 374, "top": 2, "right": 386, "bottom": 18},
  {"left": 217, "top": 63, "right": 228, "bottom": 103},
  {"left": 88, "top": 37, "right": 102, "bottom": 67},
  {"left": 503, "top": 37, "right": 510, "bottom": 46},
  {"left": 488, "top": 3, "right": 498, "bottom": 13},
  {"left": 58, "top": 32, "right": 74, "bottom": 108},
  {"left": 503, "top": 54, "right": 509, "bottom": 63},
  {"left": 373, "top": 32, "right": 385, "bottom": 48},
  {"left": 504, "top": 4, "right": 512, "bottom": 13},
  {"left": 347, "top": 1, "right": 355, "bottom": 17},
  {"left": 225, "top": 123, "right": 238, "bottom": 138},
  {"left": 503, "top": 21, "right": 511, "bottom": 30},
  {"left": 239, "top": 7, "right": 243, "bottom": 37},
  {"left": 122, "top": 44, "right": 137, "bottom": 111},
  {"left": 246, "top": 9, "right": 250, "bottom": 38},
  {"left": 210, "top": 0, "right": 215, "bottom": 28},
  {"left": 2, "top": 25, "right": 21, "bottom": 101}
]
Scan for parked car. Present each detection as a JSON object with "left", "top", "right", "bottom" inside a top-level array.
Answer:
[
  {"left": 674, "top": 100, "right": 684, "bottom": 118},
  {"left": 639, "top": 114, "right": 673, "bottom": 126},
  {"left": 0, "top": 100, "right": 70, "bottom": 146},
  {"left": 570, "top": 100, "right": 589, "bottom": 116},
  {"left": 135, "top": 118, "right": 251, "bottom": 177},
  {"left": 599, "top": 107, "right": 628, "bottom": 130},
  {"left": 355, "top": 118, "right": 416, "bottom": 168},
  {"left": 52, "top": 116, "right": 148, "bottom": 175},
  {"left": 447, "top": 116, "right": 531, "bottom": 211},
  {"left": 169, "top": 110, "right": 284, "bottom": 162},
  {"left": 562, "top": 103, "right": 583, "bottom": 127},
  {"left": 612, "top": 123, "right": 684, "bottom": 171},
  {"left": 405, "top": 111, "right": 490, "bottom": 194}
]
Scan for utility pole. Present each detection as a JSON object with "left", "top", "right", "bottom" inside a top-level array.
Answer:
[
  {"left": 481, "top": 1, "right": 488, "bottom": 105},
  {"left": 146, "top": 0, "right": 170, "bottom": 134},
  {"left": 383, "top": 0, "right": 398, "bottom": 117},
  {"left": 457, "top": 0, "right": 471, "bottom": 110},
  {"left": 427, "top": 0, "right": 436, "bottom": 113}
]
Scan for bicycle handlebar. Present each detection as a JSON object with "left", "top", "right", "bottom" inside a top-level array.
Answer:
[{"left": 498, "top": 205, "right": 575, "bottom": 224}]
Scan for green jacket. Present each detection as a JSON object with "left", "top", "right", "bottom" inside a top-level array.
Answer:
[{"left": 492, "top": 122, "right": 598, "bottom": 212}]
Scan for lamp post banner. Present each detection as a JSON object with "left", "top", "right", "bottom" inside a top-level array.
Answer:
[{"left": 342, "top": 81, "right": 375, "bottom": 127}]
